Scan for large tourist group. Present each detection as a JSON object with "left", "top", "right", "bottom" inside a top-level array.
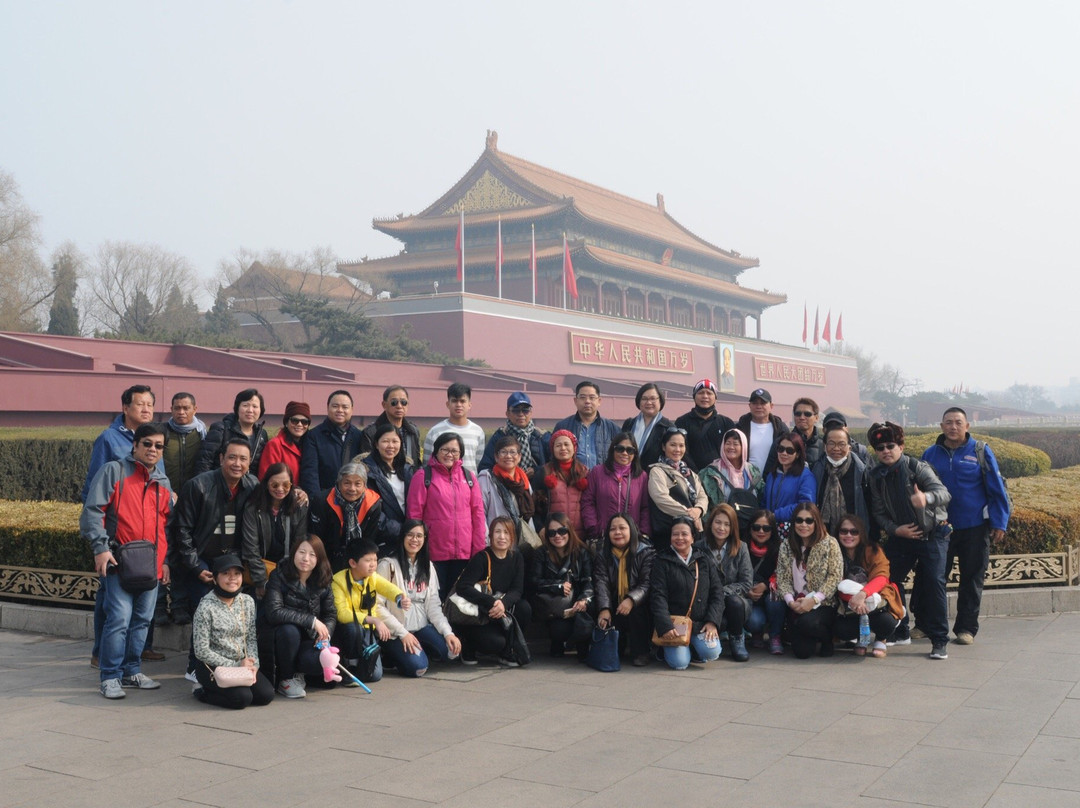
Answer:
[{"left": 80, "top": 377, "right": 1011, "bottom": 707}]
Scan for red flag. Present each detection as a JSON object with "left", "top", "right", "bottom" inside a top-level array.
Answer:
[
  {"left": 530, "top": 224, "right": 537, "bottom": 304},
  {"left": 563, "top": 235, "right": 578, "bottom": 300},
  {"left": 822, "top": 310, "right": 831, "bottom": 343},
  {"left": 835, "top": 312, "right": 844, "bottom": 341},
  {"left": 455, "top": 210, "right": 464, "bottom": 283},
  {"left": 813, "top": 307, "right": 820, "bottom": 346},
  {"left": 495, "top": 216, "right": 503, "bottom": 298},
  {"left": 802, "top": 303, "right": 807, "bottom": 343}
]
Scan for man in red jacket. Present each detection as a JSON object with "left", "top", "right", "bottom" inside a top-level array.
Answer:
[{"left": 81, "top": 423, "right": 173, "bottom": 699}]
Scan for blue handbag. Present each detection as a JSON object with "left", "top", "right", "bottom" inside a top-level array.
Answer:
[{"left": 585, "top": 626, "right": 621, "bottom": 672}]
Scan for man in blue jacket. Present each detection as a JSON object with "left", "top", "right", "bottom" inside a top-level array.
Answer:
[
  {"left": 81, "top": 384, "right": 158, "bottom": 503},
  {"left": 922, "top": 408, "right": 1011, "bottom": 645},
  {"left": 553, "top": 380, "right": 619, "bottom": 470}
]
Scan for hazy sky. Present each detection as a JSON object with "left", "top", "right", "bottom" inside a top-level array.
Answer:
[{"left": 2, "top": 2, "right": 1077, "bottom": 393}]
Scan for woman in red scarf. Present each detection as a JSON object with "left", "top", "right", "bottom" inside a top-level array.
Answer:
[
  {"left": 477, "top": 436, "right": 536, "bottom": 539},
  {"left": 531, "top": 430, "right": 589, "bottom": 536}
]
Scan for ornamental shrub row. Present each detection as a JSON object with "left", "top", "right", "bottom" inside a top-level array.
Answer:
[
  {"left": 978, "top": 428, "right": 1080, "bottom": 470},
  {"left": 0, "top": 438, "right": 93, "bottom": 502}
]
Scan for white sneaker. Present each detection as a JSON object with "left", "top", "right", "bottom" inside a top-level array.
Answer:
[
  {"left": 184, "top": 669, "right": 198, "bottom": 683},
  {"left": 277, "top": 675, "right": 307, "bottom": 699},
  {"left": 100, "top": 678, "right": 126, "bottom": 699},
  {"left": 121, "top": 672, "right": 160, "bottom": 690}
]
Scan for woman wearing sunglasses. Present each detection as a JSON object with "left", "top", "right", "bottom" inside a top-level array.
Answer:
[
  {"left": 775, "top": 502, "right": 843, "bottom": 658},
  {"left": 258, "top": 401, "right": 311, "bottom": 480},
  {"left": 648, "top": 427, "right": 709, "bottom": 551},
  {"left": 529, "top": 513, "right": 594, "bottom": 658},
  {"left": 762, "top": 433, "right": 817, "bottom": 527},
  {"left": 743, "top": 509, "right": 787, "bottom": 654},
  {"left": 833, "top": 514, "right": 903, "bottom": 658},
  {"left": 581, "top": 432, "right": 651, "bottom": 545}
]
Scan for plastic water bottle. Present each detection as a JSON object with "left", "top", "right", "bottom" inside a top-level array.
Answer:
[{"left": 858, "top": 614, "right": 871, "bottom": 648}]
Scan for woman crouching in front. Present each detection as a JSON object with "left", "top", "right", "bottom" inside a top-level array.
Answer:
[
  {"left": 775, "top": 502, "right": 843, "bottom": 658},
  {"left": 191, "top": 554, "right": 275, "bottom": 709},
  {"left": 649, "top": 516, "right": 724, "bottom": 670}
]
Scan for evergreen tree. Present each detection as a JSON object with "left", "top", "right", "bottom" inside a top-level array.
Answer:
[{"left": 46, "top": 250, "right": 80, "bottom": 335}]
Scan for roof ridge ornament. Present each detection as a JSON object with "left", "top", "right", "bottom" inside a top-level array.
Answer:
[
  {"left": 486, "top": 130, "right": 499, "bottom": 151},
  {"left": 656, "top": 193, "right": 665, "bottom": 214}
]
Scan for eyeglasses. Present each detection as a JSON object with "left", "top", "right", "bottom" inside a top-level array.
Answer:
[
  {"left": 794, "top": 410, "right": 815, "bottom": 418},
  {"left": 838, "top": 527, "right": 860, "bottom": 536},
  {"left": 751, "top": 523, "right": 772, "bottom": 533},
  {"left": 576, "top": 394, "right": 600, "bottom": 402},
  {"left": 825, "top": 440, "right": 849, "bottom": 449},
  {"left": 777, "top": 445, "right": 797, "bottom": 455},
  {"left": 288, "top": 417, "right": 311, "bottom": 426},
  {"left": 613, "top": 445, "right": 636, "bottom": 454},
  {"left": 496, "top": 449, "right": 520, "bottom": 457},
  {"left": 511, "top": 405, "right": 532, "bottom": 414},
  {"left": 793, "top": 516, "right": 816, "bottom": 525},
  {"left": 639, "top": 395, "right": 661, "bottom": 403},
  {"left": 139, "top": 440, "right": 165, "bottom": 450},
  {"left": 550, "top": 527, "right": 570, "bottom": 536},
  {"left": 438, "top": 448, "right": 461, "bottom": 457},
  {"left": 875, "top": 442, "right": 898, "bottom": 452},
  {"left": 388, "top": 398, "right": 408, "bottom": 407}
]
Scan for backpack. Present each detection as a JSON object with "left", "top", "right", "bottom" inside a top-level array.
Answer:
[
  {"left": 973, "top": 440, "right": 1012, "bottom": 512},
  {"left": 424, "top": 464, "right": 474, "bottom": 488}
]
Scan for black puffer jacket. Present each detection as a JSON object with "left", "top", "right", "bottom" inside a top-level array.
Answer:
[
  {"left": 263, "top": 567, "right": 336, "bottom": 639},
  {"left": 196, "top": 413, "right": 269, "bottom": 474},
  {"left": 593, "top": 539, "right": 655, "bottom": 612},
  {"left": 650, "top": 545, "right": 725, "bottom": 636},
  {"left": 362, "top": 455, "right": 415, "bottom": 544}
]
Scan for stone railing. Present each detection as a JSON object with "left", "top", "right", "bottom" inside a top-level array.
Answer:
[{"left": 2, "top": 546, "right": 1079, "bottom": 608}]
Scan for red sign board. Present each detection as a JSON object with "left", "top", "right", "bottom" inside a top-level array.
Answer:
[
  {"left": 570, "top": 331, "right": 695, "bottom": 374},
  {"left": 753, "top": 355, "right": 826, "bottom": 386}
]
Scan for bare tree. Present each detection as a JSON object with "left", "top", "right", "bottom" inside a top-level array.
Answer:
[
  {"left": 83, "top": 241, "right": 199, "bottom": 337},
  {"left": 0, "top": 170, "right": 50, "bottom": 331}
]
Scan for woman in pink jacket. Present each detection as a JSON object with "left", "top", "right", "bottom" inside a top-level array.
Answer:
[
  {"left": 531, "top": 430, "right": 590, "bottom": 538},
  {"left": 406, "top": 432, "right": 486, "bottom": 601},
  {"left": 581, "top": 431, "right": 652, "bottom": 544}
]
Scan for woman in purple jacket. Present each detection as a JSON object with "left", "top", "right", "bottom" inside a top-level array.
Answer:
[
  {"left": 406, "top": 432, "right": 486, "bottom": 601},
  {"left": 581, "top": 432, "right": 651, "bottom": 545}
]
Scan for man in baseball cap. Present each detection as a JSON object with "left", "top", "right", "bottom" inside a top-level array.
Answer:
[
  {"left": 674, "top": 378, "right": 735, "bottom": 471},
  {"left": 478, "top": 391, "right": 549, "bottom": 473},
  {"left": 736, "top": 388, "right": 790, "bottom": 474}
]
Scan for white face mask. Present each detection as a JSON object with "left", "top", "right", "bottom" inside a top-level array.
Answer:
[{"left": 826, "top": 454, "right": 848, "bottom": 468}]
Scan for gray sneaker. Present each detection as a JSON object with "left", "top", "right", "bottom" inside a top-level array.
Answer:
[
  {"left": 277, "top": 675, "right": 307, "bottom": 699},
  {"left": 121, "top": 672, "right": 161, "bottom": 690},
  {"left": 929, "top": 643, "right": 949, "bottom": 660},
  {"left": 100, "top": 678, "right": 126, "bottom": 699}
]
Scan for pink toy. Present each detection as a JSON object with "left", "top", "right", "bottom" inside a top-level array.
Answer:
[{"left": 319, "top": 644, "right": 343, "bottom": 684}]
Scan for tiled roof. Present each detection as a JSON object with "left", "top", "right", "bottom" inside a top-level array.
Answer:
[
  {"left": 373, "top": 202, "right": 570, "bottom": 235},
  {"left": 224, "top": 263, "right": 362, "bottom": 303}
]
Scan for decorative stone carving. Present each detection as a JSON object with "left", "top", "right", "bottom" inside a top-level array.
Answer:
[
  {"left": 443, "top": 170, "right": 531, "bottom": 215},
  {"left": 0, "top": 565, "right": 98, "bottom": 605}
]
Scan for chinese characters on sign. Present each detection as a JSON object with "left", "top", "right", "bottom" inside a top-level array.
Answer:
[
  {"left": 569, "top": 331, "right": 695, "bottom": 374},
  {"left": 753, "top": 355, "right": 827, "bottom": 386}
]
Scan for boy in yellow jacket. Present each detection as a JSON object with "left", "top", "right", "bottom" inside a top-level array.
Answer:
[{"left": 331, "top": 540, "right": 411, "bottom": 683}]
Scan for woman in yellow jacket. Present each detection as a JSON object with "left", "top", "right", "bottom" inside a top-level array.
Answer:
[{"left": 331, "top": 539, "right": 410, "bottom": 683}]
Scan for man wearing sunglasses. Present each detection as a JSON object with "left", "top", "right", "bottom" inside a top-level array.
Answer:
[
  {"left": 865, "top": 421, "right": 952, "bottom": 660},
  {"left": 478, "top": 392, "right": 549, "bottom": 474},
  {"left": 791, "top": 397, "right": 825, "bottom": 467},
  {"left": 359, "top": 385, "right": 422, "bottom": 468},
  {"left": 81, "top": 423, "right": 173, "bottom": 699}
]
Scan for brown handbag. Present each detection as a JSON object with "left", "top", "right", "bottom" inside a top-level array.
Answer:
[{"left": 652, "top": 561, "right": 699, "bottom": 647}]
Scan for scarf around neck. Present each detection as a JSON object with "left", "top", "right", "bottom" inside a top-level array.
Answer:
[
  {"left": 820, "top": 454, "right": 853, "bottom": 534},
  {"left": 610, "top": 545, "right": 630, "bottom": 600},
  {"left": 504, "top": 421, "right": 537, "bottom": 470}
]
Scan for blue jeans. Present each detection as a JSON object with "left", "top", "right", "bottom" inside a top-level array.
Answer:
[
  {"left": 98, "top": 573, "right": 157, "bottom": 681},
  {"left": 333, "top": 622, "right": 384, "bottom": 682},
  {"left": 662, "top": 630, "right": 722, "bottom": 670},
  {"left": 887, "top": 528, "right": 950, "bottom": 645},
  {"left": 382, "top": 624, "right": 449, "bottom": 677},
  {"left": 746, "top": 597, "right": 786, "bottom": 638}
]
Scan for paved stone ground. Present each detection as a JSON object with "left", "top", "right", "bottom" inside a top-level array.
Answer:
[{"left": 3, "top": 613, "right": 1080, "bottom": 808}]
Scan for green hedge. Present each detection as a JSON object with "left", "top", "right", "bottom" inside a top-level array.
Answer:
[
  {"left": 976, "top": 428, "right": 1080, "bottom": 470},
  {"left": 0, "top": 438, "right": 93, "bottom": 502},
  {"left": 0, "top": 500, "right": 91, "bottom": 570},
  {"left": 897, "top": 432, "right": 1051, "bottom": 479}
]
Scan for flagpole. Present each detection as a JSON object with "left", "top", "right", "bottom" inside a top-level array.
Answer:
[
  {"left": 562, "top": 233, "right": 567, "bottom": 311},
  {"left": 496, "top": 215, "right": 502, "bottom": 300},
  {"left": 530, "top": 224, "right": 536, "bottom": 306},
  {"left": 460, "top": 209, "right": 465, "bottom": 294}
]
